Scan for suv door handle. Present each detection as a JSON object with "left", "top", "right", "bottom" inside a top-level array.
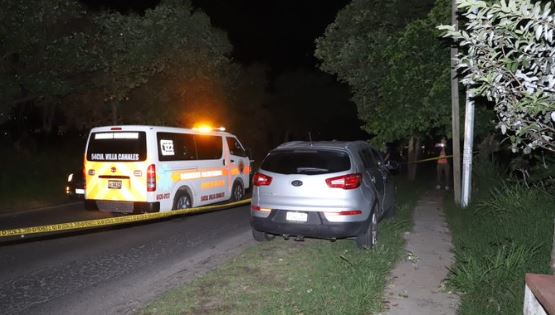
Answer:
[{"left": 230, "top": 159, "right": 235, "bottom": 163}]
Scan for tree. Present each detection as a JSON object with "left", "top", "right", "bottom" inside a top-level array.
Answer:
[
  {"left": 0, "top": 0, "right": 93, "bottom": 132},
  {"left": 90, "top": 0, "right": 233, "bottom": 125},
  {"left": 315, "top": 0, "right": 436, "bottom": 115},
  {"left": 439, "top": 0, "right": 555, "bottom": 153},
  {"left": 315, "top": 0, "right": 451, "bottom": 179}
]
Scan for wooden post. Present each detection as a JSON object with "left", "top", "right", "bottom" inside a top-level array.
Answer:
[
  {"left": 551, "top": 219, "right": 555, "bottom": 274},
  {"left": 451, "top": 0, "right": 461, "bottom": 205}
]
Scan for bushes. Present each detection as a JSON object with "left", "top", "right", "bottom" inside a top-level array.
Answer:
[
  {"left": 0, "top": 142, "right": 83, "bottom": 211},
  {"left": 446, "top": 163, "right": 555, "bottom": 314}
]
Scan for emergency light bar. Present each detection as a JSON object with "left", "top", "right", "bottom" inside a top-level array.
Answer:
[{"left": 191, "top": 125, "right": 226, "bottom": 132}]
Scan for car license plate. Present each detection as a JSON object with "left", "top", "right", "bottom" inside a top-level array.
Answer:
[
  {"left": 108, "top": 180, "right": 122, "bottom": 189},
  {"left": 286, "top": 211, "right": 307, "bottom": 222}
]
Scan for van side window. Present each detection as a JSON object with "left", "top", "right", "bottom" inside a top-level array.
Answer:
[
  {"left": 195, "top": 135, "right": 223, "bottom": 160},
  {"left": 226, "top": 137, "right": 247, "bottom": 157},
  {"left": 157, "top": 132, "right": 197, "bottom": 161}
]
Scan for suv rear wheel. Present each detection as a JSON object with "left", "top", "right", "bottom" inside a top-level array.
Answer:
[
  {"left": 252, "top": 228, "right": 274, "bottom": 242},
  {"left": 356, "top": 205, "right": 378, "bottom": 249}
]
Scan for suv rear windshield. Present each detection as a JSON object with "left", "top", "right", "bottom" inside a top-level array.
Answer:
[
  {"left": 261, "top": 149, "right": 351, "bottom": 175},
  {"left": 87, "top": 131, "right": 147, "bottom": 162}
]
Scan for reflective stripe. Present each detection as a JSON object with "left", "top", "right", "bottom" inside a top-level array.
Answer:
[{"left": 201, "top": 180, "right": 225, "bottom": 189}]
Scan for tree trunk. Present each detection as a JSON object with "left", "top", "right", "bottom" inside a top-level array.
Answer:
[
  {"left": 111, "top": 102, "right": 118, "bottom": 125},
  {"left": 41, "top": 102, "right": 56, "bottom": 134},
  {"left": 283, "top": 129, "right": 290, "bottom": 143},
  {"left": 407, "top": 136, "right": 420, "bottom": 181},
  {"left": 551, "top": 219, "right": 555, "bottom": 274}
]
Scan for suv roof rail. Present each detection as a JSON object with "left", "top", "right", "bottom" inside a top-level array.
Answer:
[
  {"left": 275, "top": 140, "right": 372, "bottom": 151},
  {"left": 277, "top": 141, "right": 306, "bottom": 148}
]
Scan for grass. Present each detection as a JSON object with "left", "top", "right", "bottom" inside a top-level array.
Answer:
[
  {"left": 142, "top": 179, "right": 422, "bottom": 315},
  {"left": 445, "top": 161, "right": 555, "bottom": 314},
  {"left": 0, "top": 148, "right": 82, "bottom": 212}
]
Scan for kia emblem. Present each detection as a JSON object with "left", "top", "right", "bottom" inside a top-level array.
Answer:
[{"left": 291, "top": 180, "right": 303, "bottom": 187}]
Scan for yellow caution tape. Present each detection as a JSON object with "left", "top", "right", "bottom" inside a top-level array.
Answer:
[
  {"left": 405, "top": 151, "right": 479, "bottom": 164},
  {"left": 0, "top": 199, "right": 251, "bottom": 239},
  {"left": 406, "top": 154, "right": 454, "bottom": 164}
]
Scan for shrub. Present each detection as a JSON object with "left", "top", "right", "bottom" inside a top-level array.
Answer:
[{"left": 446, "top": 165, "right": 555, "bottom": 314}]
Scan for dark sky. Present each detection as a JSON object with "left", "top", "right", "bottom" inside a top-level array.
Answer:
[
  {"left": 190, "top": 0, "right": 349, "bottom": 73},
  {"left": 83, "top": 0, "right": 349, "bottom": 73}
]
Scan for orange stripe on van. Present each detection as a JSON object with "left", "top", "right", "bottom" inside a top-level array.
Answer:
[{"left": 201, "top": 180, "right": 225, "bottom": 189}]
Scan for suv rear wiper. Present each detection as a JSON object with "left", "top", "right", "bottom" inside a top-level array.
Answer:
[{"left": 296, "top": 167, "right": 329, "bottom": 174}]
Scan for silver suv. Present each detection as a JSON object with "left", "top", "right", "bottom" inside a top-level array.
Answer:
[{"left": 250, "top": 141, "right": 395, "bottom": 249}]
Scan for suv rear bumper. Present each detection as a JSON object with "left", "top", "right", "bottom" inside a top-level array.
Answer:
[{"left": 250, "top": 210, "right": 368, "bottom": 239}]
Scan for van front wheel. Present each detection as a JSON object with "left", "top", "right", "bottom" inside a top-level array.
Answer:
[
  {"left": 231, "top": 181, "right": 244, "bottom": 202},
  {"left": 173, "top": 191, "right": 192, "bottom": 210}
]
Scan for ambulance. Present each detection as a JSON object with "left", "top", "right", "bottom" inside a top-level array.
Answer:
[{"left": 83, "top": 125, "right": 251, "bottom": 213}]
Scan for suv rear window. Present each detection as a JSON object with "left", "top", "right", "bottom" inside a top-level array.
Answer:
[
  {"left": 87, "top": 131, "right": 147, "bottom": 162},
  {"left": 261, "top": 149, "right": 351, "bottom": 175}
]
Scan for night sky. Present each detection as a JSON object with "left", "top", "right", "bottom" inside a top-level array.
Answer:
[
  {"left": 84, "top": 0, "right": 350, "bottom": 74},
  {"left": 190, "top": 0, "right": 350, "bottom": 74}
]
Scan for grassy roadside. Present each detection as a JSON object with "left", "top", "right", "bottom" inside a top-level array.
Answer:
[
  {"left": 445, "top": 162, "right": 555, "bottom": 314},
  {"left": 142, "top": 179, "right": 422, "bottom": 315},
  {"left": 0, "top": 150, "right": 82, "bottom": 212}
]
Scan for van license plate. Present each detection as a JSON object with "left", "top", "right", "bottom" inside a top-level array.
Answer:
[
  {"left": 286, "top": 211, "right": 307, "bottom": 222},
  {"left": 108, "top": 180, "right": 122, "bottom": 189}
]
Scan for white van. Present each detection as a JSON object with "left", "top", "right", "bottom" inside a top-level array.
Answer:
[{"left": 84, "top": 125, "right": 251, "bottom": 213}]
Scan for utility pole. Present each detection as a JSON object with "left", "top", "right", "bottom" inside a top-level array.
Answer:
[
  {"left": 461, "top": 90, "right": 475, "bottom": 207},
  {"left": 450, "top": 0, "right": 461, "bottom": 205}
]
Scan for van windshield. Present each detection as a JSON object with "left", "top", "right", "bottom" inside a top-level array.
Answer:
[
  {"left": 261, "top": 149, "right": 351, "bottom": 175},
  {"left": 86, "top": 132, "right": 147, "bottom": 162}
]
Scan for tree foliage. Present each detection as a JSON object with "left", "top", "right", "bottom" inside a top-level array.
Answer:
[
  {"left": 0, "top": 0, "right": 263, "bottom": 132},
  {"left": 0, "top": 0, "right": 91, "bottom": 123},
  {"left": 440, "top": 0, "right": 555, "bottom": 153},
  {"left": 89, "top": 0, "right": 234, "bottom": 124},
  {"left": 315, "top": 0, "right": 452, "bottom": 145},
  {"left": 377, "top": 1, "right": 452, "bottom": 142}
]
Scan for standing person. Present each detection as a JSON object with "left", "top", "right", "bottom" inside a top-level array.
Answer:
[{"left": 435, "top": 138, "right": 450, "bottom": 190}]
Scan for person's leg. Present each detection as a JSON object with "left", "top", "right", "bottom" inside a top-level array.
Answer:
[
  {"left": 436, "top": 164, "right": 441, "bottom": 189},
  {"left": 444, "top": 163, "right": 451, "bottom": 190}
]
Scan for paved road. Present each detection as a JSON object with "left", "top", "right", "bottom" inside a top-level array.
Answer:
[
  {"left": 0, "top": 203, "right": 254, "bottom": 314},
  {"left": 0, "top": 201, "right": 113, "bottom": 230}
]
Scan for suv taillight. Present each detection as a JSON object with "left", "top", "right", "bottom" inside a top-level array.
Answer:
[
  {"left": 147, "top": 164, "right": 156, "bottom": 192},
  {"left": 325, "top": 173, "right": 361, "bottom": 190},
  {"left": 253, "top": 173, "right": 272, "bottom": 186}
]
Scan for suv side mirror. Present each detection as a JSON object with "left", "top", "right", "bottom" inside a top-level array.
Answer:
[{"left": 385, "top": 160, "right": 400, "bottom": 173}]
